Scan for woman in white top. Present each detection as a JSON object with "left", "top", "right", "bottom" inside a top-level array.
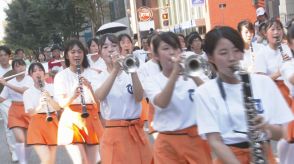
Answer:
[
  {"left": 87, "top": 38, "right": 106, "bottom": 73},
  {"left": 118, "top": 33, "right": 133, "bottom": 56},
  {"left": 0, "top": 59, "right": 33, "bottom": 164},
  {"left": 237, "top": 20, "right": 264, "bottom": 72},
  {"left": 196, "top": 26, "right": 293, "bottom": 164},
  {"left": 278, "top": 24, "right": 294, "bottom": 164},
  {"left": 143, "top": 32, "right": 212, "bottom": 164},
  {"left": 24, "top": 62, "right": 60, "bottom": 164},
  {"left": 54, "top": 40, "right": 103, "bottom": 164},
  {"left": 94, "top": 34, "right": 152, "bottom": 164},
  {"left": 254, "top": 18, "right": 293, "bottom": 106}
]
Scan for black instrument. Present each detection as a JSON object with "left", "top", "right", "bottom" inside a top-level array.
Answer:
[
  {"left": 37, "top": 76, "right": 53, "bottom": 122},
  {"left": 76, "top": 60, "right": 89, "bottom": 118}
]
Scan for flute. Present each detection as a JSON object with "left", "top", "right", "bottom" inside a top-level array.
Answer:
[
  {"left": 76, "top": 59, "right": 89, "bottom": 118},
  {"left": 37, "top": 77, "right": 53, "bottom": 122},
  {"left": 3, "top": 71, "right": 26, "bottom": 80}
]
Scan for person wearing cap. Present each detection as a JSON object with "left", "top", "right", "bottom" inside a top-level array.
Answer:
[
  {"left": 47, "top": 45, "right": 63, "bottom": 82},
  {"left": 254, "top": 7, "right": 268, "bottom": 43}
]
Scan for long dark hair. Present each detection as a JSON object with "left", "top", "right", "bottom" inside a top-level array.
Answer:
[
  {"left": 203, "top": 26, "right": 244, "bottom": 57},
  {"left": 64, "top": 40, "right": 89, "bottom": 68}
]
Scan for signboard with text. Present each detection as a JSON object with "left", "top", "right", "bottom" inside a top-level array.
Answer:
[{"left": 138, "top": 7, "right": 153, "bottom": 22}]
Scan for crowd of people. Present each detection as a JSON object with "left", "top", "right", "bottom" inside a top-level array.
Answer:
[{"left": 1, "top": 6, "right": 294, "bottom": 164}]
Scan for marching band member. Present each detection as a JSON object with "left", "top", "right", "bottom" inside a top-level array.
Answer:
[
  {"left": 278, "top": 24, "right": 294, "bottom": 164},
  {"left": 177, "top": 34, "right": 187, "bottom": 51},
  {"left": 118, "top": 33, "right": 133, "bottom": 56},
  {"left": 95, "top": 34, "right": 152, "bottom": 164},
  {"left": 196, "top": 26, "right": 293, "bottom": 164},
  {"left": 0, "top": 59, "right": 33, "bottom": 164},
  {"left": 0, "top": 45, "right": 18, "bottom": 162},
  {"left": 138, "top": 33, "right": 160, "bottom": 139},
  {"left": 254, "top": 18, "right": 293, "bottom": 105},
  {"left": 54, "top": 40, "right": 103, "bottom": 164},
  {"left": 24, "top": 62, "right": 60, "bottom": 164},
  {"left": 87, "top": 38, "right": 106, "bottom": 73},
  {"left": 237, "top": 20, "right": 264, "bottom": 72},
  {"left": 143, "top": 32, "right": 212, "bottom": 163}
]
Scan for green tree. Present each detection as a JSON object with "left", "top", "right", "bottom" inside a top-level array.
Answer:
[
  {"left": 73, "top": 0, "right": 110, "bottom": 36},
  {"left": 4, "top": 0, "right": 87, "bottom": 52}
]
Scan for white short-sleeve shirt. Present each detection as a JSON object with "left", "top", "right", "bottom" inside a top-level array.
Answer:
[
  {"left": 0, "top": 76, "right": 33, "bottom": 101},
  {"left": 281, "top": 60, "right": 294, "bottom": 97},
  {"left": 96, "top": 71, "right": 142, "bottom": 120},
  {"left": 143, "top": 73, "right": 199, "bottom": 132},
  {"left": 138, "top": 59, "right": 160, "bottom": 85},
  {"left": 23, "top": 84, "right": 55, "bottom": 113},
  {"left": 0, "top": 65, "right": 12, "bottom": 77},
  {"left": 87, "top": 56, "right": 107, "bottom": 71},
  {"left": 240, "top": 43, "right": 264, "bottom": 73},
  {"left": 254, "top": 44, "right": 292, "bottom": 80},
  {"left": 54, "top": 68, "right": 99, "bottom": 105},
  {"left": 196, "top": 74, "right": 293, "bottom": 144}
]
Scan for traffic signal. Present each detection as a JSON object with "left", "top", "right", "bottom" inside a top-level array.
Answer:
[{"left": 162, "top": 13, "right": 169, "bottom": 20}]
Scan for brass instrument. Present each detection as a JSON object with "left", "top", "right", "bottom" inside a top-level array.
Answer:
[
  {"left": 76, "top": 60, "right": 89, "bottom": 118},
  {"left": 181, "top": 51, "right": 213, "bottom": 78},
  {"left": 121, "top": 54, "right": 140, "bottom": 73},
  {"left": 37, "top": 76, "right": 53, "bottom": 122},
  {"left": 233, "top": 65, "right": 268, "bottom": 164}
]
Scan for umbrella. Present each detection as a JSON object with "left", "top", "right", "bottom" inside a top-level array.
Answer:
[{"left": 96, "top": 22, "right": 128, "bottom": 35}]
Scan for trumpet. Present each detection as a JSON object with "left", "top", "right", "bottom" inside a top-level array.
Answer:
[
  {"left": 37, "top": 76, "right": 53, "bottom": 122},
  {"left": 121, "top": 54, "right": 140, "bottom": 73},
  {"left": 181, "top": 51, "right": 212, "bottom": 77},
  {"left": 76, "top": 59, "right": 89, "bottom": 118}
]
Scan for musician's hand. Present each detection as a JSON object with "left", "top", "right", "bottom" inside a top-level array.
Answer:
[
  {"left": 171, "top": 52, "right": 183, "bottom": 76},
  {"left": 0, "top": 77, "right": 7, "bottom": 85},
  {"left": 252, "top": 115, "right": 272, "bottom": 139},
  {"left": 41, "top": 91, "right": 51, "bottom": 100},
  {"left": 72, "top": 87, "right": 81, "bottom": 99},
  {"left": 81, "top": 77, "right": 92, "bottom": 89},
  {"left": 282, "top": 54, "right": 292, "bottom": 61},
  {"left": 111, "top": 52, "right": 122, "bottom": 72}
]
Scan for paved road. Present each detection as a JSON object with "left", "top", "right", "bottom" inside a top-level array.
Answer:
[{"left": 0, "top": 119, "right": 72, "bottom": 164}]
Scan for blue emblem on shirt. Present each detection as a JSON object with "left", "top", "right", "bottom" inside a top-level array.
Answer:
[
  {"left": 253, "top": 99, "right": 264, "bottom": 114},
  {"left": 188, "top": 89, "right": 195, "bottom": 102},
  {"left": 126, "top": 84, "right": 133, "bottom": 94}
]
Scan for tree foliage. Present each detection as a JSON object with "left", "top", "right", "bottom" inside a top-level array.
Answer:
[
  {"left": 4, "top": 0, "right": 87, "bottom": 52},
  {"left": 73, "top": 0, "right": 110, "bottom": 36}
]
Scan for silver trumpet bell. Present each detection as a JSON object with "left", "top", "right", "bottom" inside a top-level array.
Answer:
[
  {"left": 181, "top": 51, "right": 202, "bottom": 77},
  {"left": 122, "top": 54, "right": 140, "bottom": 73}
]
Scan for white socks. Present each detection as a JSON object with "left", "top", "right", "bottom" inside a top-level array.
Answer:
[{"left": 15, "top": 143, "right": 26, "bottom": 164}]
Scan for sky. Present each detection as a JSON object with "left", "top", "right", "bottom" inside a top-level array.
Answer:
[{"left": 0, "top": 1, "right": 9, "bottom": 40}]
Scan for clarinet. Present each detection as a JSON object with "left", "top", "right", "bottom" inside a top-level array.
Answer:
[
  {"left": 235, "top": 66, "right": 268, "bottom": 164},
  {"left": 37, "top": 77, "right": 53, "bottom": 122},
  {"left": 76, "top": 60, "right": 89, "bottom": 118}
]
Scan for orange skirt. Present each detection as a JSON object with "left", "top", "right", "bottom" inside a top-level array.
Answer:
[
  {"left": 287, "top": 99, "right": 294, "bottom": 143},
  {"left": 8, "top": 102, "right": 31, "bottom": 129},
  {"left": 148, "top": 104, "right": 156, "bottom": 134},
  {"left": 275, "top": 80, "right": 292, "bottom": 106},
  {"left": 57, "top": 104, "right": 104, "bottom": 145},
  {"left": 214, "top": 142, "right": 276, "bottom": 164},
  {"left": 140, "top": 99, "right": 149, "bottom": 121},
  {"left": 27, "top": 113, "right": 58, "bottom": 145},
  {"left": 154, "top": 126, "right": 212, "bottom": 164},
  {"left": 101, "top": 119, "right": 153, "bottom": 164}
]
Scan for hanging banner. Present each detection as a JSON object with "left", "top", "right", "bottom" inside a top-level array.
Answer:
[{"left": 192, "top": 0, "right": 205, "bottom": 6}]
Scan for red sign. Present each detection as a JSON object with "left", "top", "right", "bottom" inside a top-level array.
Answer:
[{"left": 138, "top": 7, "right": 153, "bottom": 21}]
